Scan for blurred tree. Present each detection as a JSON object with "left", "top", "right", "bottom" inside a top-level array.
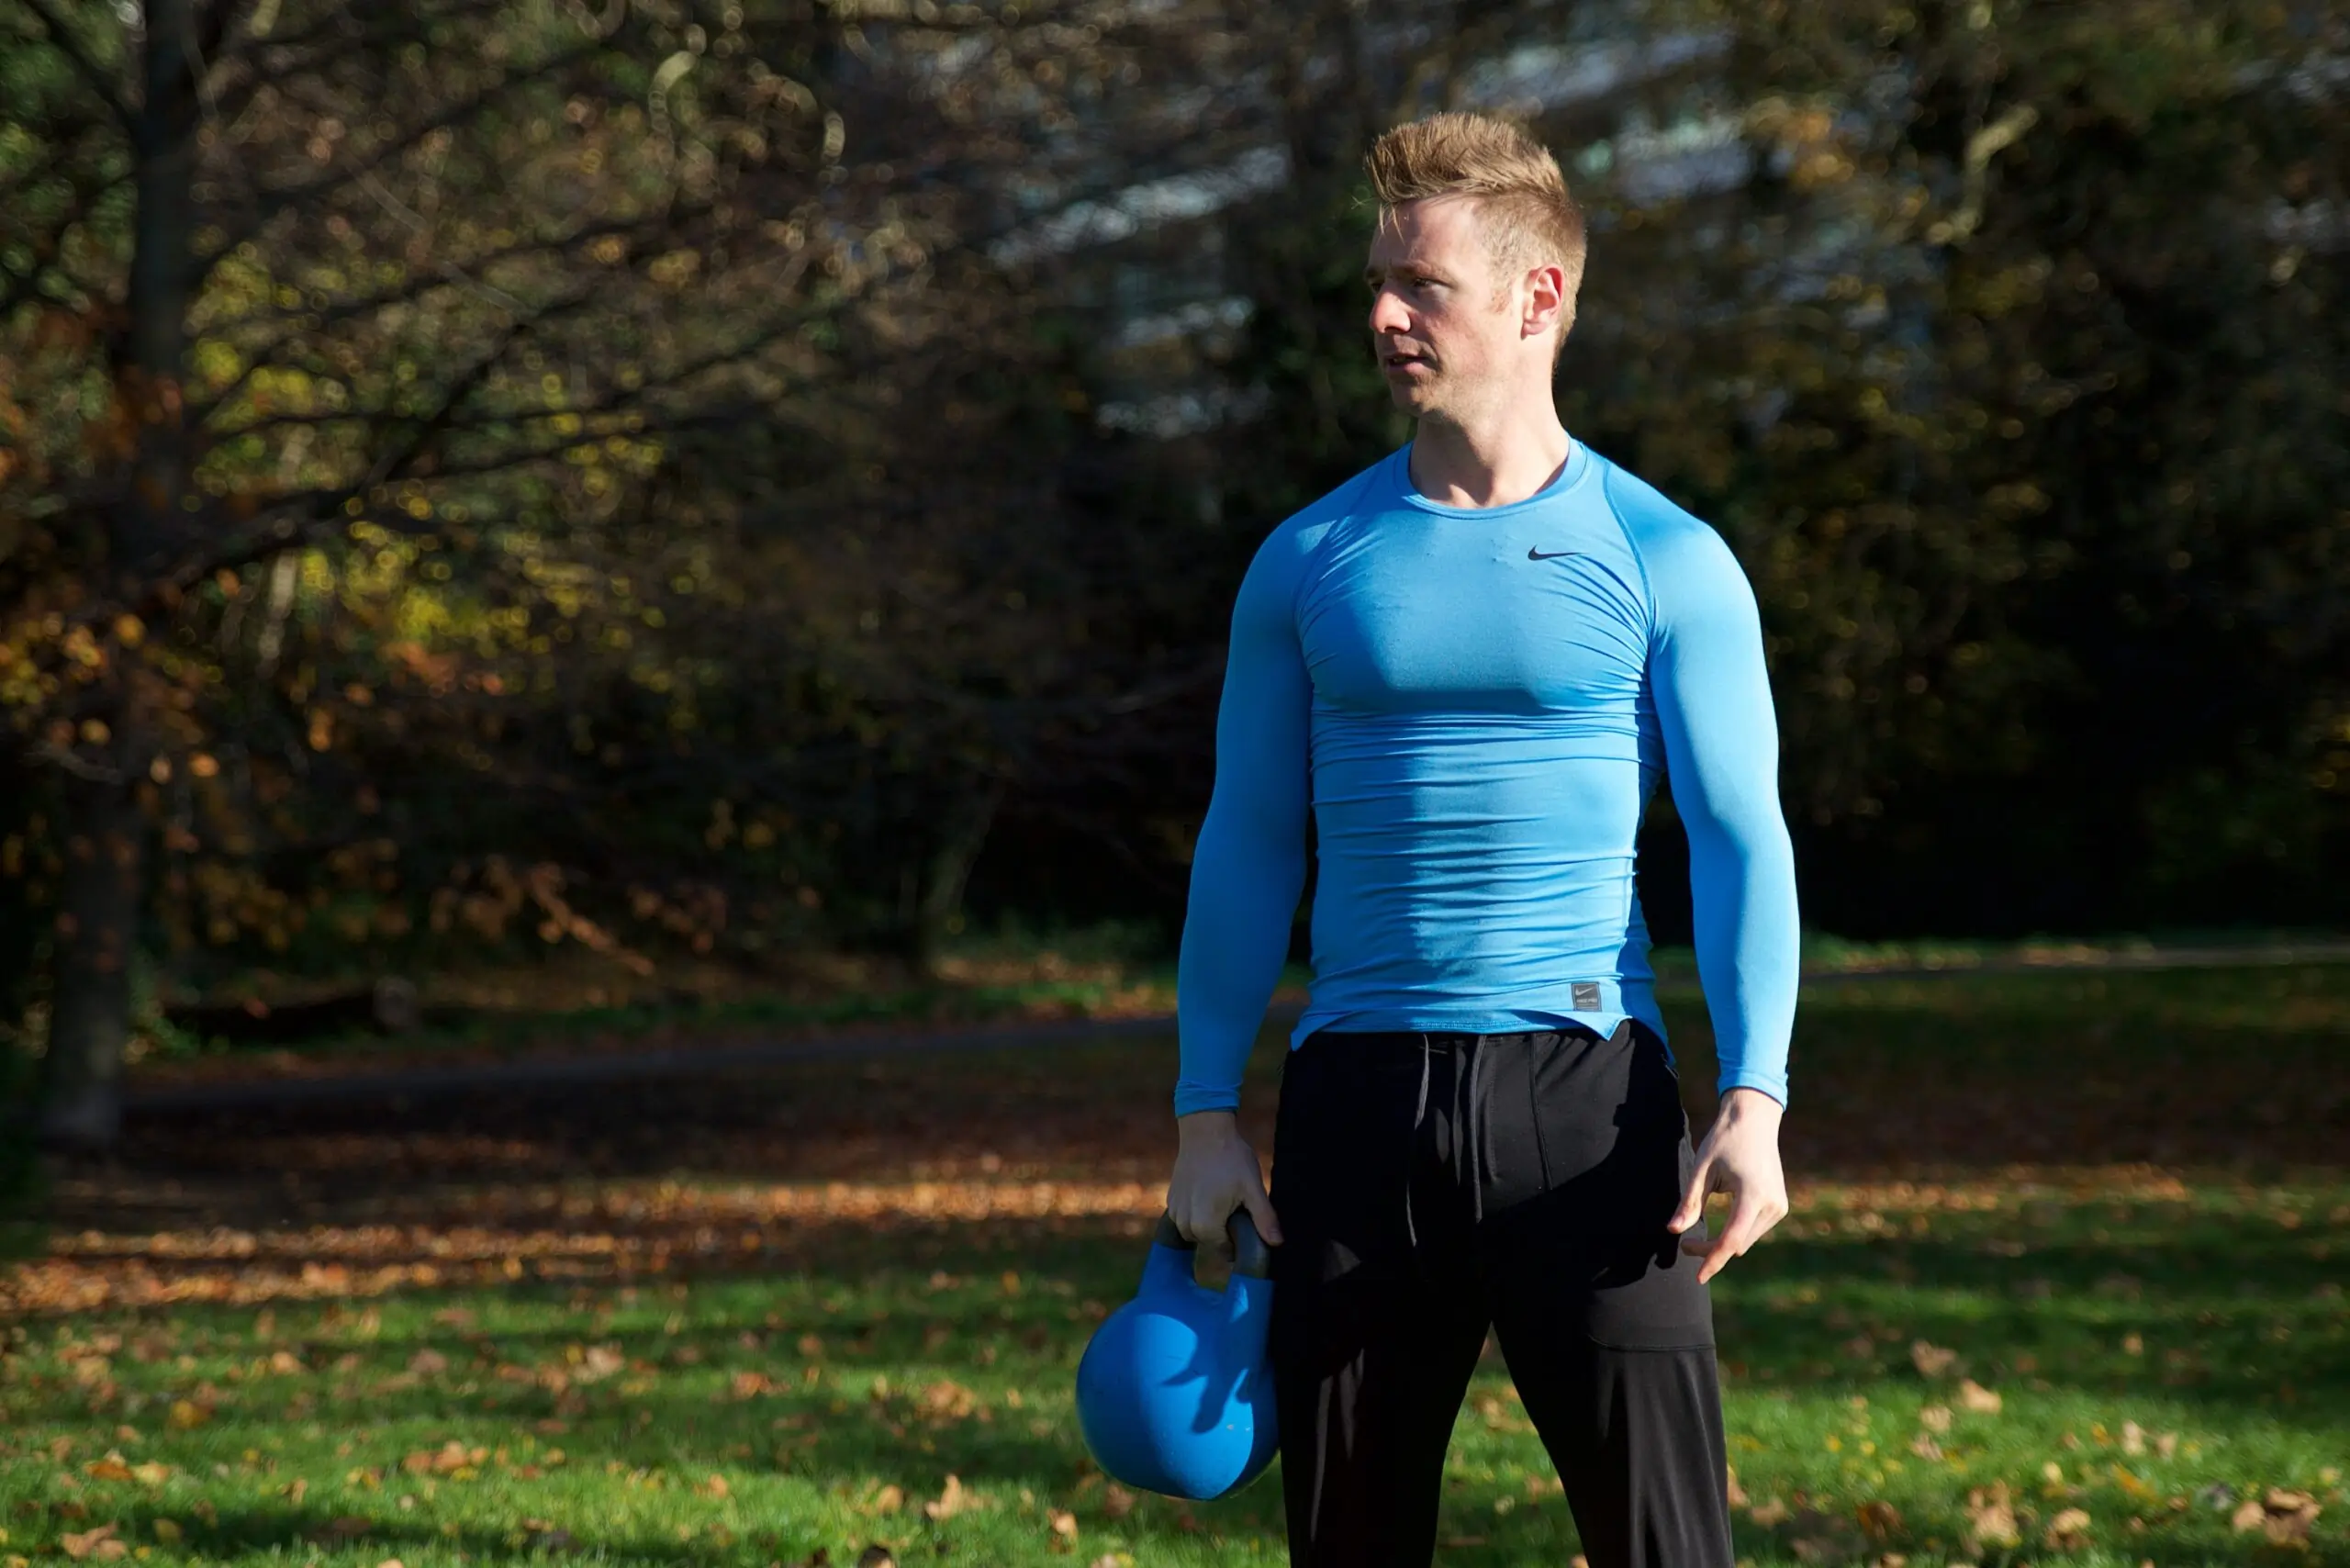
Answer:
[
  {"left": 0, "top": 0, "right": 1341, "bottom": 1146},
  {"left": 0, "top": 0, "right": 1057, "bottom": 1146},
  {"left": 3, "top": 0, "right": 2343, "bottom": 1159},
  {"left": 1573, "top": 0, "right": 2350, "bottom": 932}
]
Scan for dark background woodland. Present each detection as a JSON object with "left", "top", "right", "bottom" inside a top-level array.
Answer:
[{"left": 3, "top": 0, "right": 2346, "bottom": 1144}]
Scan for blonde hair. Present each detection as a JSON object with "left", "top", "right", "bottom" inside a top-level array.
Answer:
[{"left": 1364, "top": 112, "right": 1587, "bottom": 330}]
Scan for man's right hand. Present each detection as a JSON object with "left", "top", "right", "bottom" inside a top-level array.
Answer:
[{"left": 1167, "top": 1110, "right": 1284, "bottom": 1263}]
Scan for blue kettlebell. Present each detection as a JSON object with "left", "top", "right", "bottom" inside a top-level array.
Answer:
[{"left": 1074, "top": 1208, "right": 1278, "bottom": 1501}]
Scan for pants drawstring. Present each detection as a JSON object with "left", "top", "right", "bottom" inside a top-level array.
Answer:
[
  {"left": 1464, "top": 1037, "right": 1486, "bottom": 1224},
  {"left": 1404, "top": 1036, "right": 1432, "bottom": 1250}
]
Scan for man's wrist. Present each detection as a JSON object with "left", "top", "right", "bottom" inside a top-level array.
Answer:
[
  {"left": 1716, "top": 1085, "right": 1785, "bottom": 1127},
  {"left": 1177, "top": 1108, "right": 1242, "bottom": 1145}
]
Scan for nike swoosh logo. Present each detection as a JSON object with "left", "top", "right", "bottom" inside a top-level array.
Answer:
[{"left": 1527, "top": 547, "right": 1581, "bottom": 561}]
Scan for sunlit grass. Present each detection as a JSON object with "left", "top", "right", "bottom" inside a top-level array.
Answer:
[{"left": 6, "top": 961, "right": 2346, "bottom": 1565}]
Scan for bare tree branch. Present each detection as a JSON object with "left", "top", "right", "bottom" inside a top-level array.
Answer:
[{"left": 186, "top": 36, "right": 615, "bottom": 292}]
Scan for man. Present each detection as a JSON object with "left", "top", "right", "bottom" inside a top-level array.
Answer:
[{"left": 1162, "top": 112, "right": 1799, "bottom": 1568}]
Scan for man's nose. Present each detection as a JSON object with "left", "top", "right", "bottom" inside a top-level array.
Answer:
[{"left": 1368, "top": 287, "right": 1412, "bottom": 339}]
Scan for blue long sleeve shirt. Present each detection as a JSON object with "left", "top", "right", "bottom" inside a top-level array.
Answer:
[{"left": 1172, "top": 439, "right": 1799, "bottom": 1117}]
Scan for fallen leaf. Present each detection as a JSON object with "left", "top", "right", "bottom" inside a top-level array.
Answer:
[
  {"left": 854, "top": 1548, "right": 894, "bottom": 1568},
  {"left": 1048, "top": 1509, "right": 1079, "bottom": 1539},
  {"left": 1102, "top": 1484, "right": 1136, "bottom": 1520},
  {"left": 165, "top": 1400, "right": 208, "bottom": 1430},
  {"left": 2258, "top": 1490, "right": 2321, "bottom": 1544},
  {"left": 1858, "top": 1499, "right": 1902, "bottom": 1540},
  {"left": 61, "top": 1527, "right": 125, "bottom": 1562},
  {"left": 2044, "top": 1506, "right": 2092, "bottom": 1550},
  {"left": 1918, "top": 1405, "right": 1953, "bottom": 1432},
  {"left": 1957, "top": 1380, "right": 2002, "bottom": 1415},
  {"left": 2121, "top": 1420, "right": 2145, "bottom": 1454},
  {"left": 1966, "top": 1484, "right": 2020, "bottom": 1548},
  {"left": 84, "top": 1459, "right": 134, "bottom": 1484},
  {"left": 408, "top": 1350, "right": 449, "bottom": 1376},
  {"left": 2231, "top": 1497, "right": 2267, "bottom": 1533},
  {"left": 1909, "top": 1340, "right": 1958, "bottom": 1378},
  {"left": 918, "top": 1380, "right": 979, "bottom": 1421},
  {"left": 1750, "top": 1497, "right": 1790, "bottom": 1527},
  {"left": 922, "top": 1474, "right": 979, "bottom": 1520},
  {"left": 869, "top": 1484, "right": 904, "bottom": 1515},
  {"left": 308, "top": 1517, "right": 373, "bottom": 1544},
  {"left": 149, "top": 1522, "right": 181, "bottom": 1545},
  {"left": 574, "top": 1345, "right": 624, "bottom": 1383},
  {"left": 696, "top": 1474, "right": 730, "bottom": 1499},
  {"left": 1908, "top": 1432, "right": 1944, "bottom": 1462}
]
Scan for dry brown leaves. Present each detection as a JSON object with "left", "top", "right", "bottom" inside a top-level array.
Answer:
[
  {"left": 1908, "top": 1339, "right": 1958, "bottom": 1378},
  {"left": 58, "top": 1527, "right": 126, "bottom": 1562},
  {"left": 2043, "top": 1505, "right": 2093, "bottom": 1551},
  {"left": 2232, "top": 1488, "right": 2322, "bottom": 1544},
  {"left": 3, "top": 1178, "right": 1165, "bottom": 1314},
  {"left": 1956, "top": 1379, "right": 2003, "bottom": 1415},
  {"left": 920, "top": 1474, "right": 981, "bottom": 1521},
  {"left": 401, "top": 1440, "right": 488, "bottom": 1477},
  {"left": 1964, "top": 1483, "right": 2021, "bottom": 1550}
]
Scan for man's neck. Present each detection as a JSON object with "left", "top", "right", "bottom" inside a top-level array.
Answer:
[{"left": 1405, "top": 393, "right": 1571, "bottom": 509}]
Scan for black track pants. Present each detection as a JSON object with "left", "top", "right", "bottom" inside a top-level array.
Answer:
[{"left": 1266, "top": 1021, "right": 1734, "bottom": 1568}]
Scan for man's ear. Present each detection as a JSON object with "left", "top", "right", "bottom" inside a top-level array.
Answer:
[{"left": 1522, "top": 262, "right": 1571, "bottom": 341}]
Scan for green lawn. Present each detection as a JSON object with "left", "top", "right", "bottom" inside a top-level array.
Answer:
[{"left": 5, "top": 963, "right": 2346, "bottom": 1566}]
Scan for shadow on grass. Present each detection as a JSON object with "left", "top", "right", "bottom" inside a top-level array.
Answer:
[{"left": 8, "top": 966, "right": 2348, "bottom": 1563}]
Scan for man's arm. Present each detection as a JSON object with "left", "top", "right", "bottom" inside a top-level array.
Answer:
[
  {"left": 1640, "top": 513, "right": 1800, "bottom": 1282},
  {"left": 1166, "top": 529, "right": 1313, "bottom": 1250}
]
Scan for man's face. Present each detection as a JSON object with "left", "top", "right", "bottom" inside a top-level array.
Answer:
[{"left": 1365, "top": 196, "right": 1521, "bottom": 418}]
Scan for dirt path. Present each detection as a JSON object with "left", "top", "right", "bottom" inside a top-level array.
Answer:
[{"left": 118, "top": 940, "right": 2350, "bottom": 1114}]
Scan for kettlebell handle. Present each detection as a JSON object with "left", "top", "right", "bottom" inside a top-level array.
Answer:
[{"left": 1152, "top": 1208, "right": 1274, "bottom": 1280}]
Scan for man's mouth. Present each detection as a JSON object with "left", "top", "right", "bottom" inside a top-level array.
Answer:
[{"left": 1382, "top": 349, "right": 1430, "bottom": 371}]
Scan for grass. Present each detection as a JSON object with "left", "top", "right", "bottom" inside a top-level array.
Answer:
[
  {"left": 3, "top": 963, "right": 2345, "bottom": 1566},
  {"left": 118, "top": 924, "right": 2347, "bottom": 1092},
  {"left": 118, "top": 934, "right": 1205, "bottom": 1088}
]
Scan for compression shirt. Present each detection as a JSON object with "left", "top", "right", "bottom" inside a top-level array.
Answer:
[{"left": 1171, "top": 438, "right": 1798, "bottom": 1117}]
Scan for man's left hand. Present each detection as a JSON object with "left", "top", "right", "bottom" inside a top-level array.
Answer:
[{"left": 1667, "top": 1087, "right": 1788, "bottom": 1284}]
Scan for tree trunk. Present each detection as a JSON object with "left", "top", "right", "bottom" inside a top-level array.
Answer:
[
  {"left": 908, "top": 778, "right": 1005, "bottom": 978},
  {"left": 39, "top": 0, "right": 198, "bottom": 1152},
  {"left": 37, "top": 757, "right": 144, "bottom": 1150}
]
